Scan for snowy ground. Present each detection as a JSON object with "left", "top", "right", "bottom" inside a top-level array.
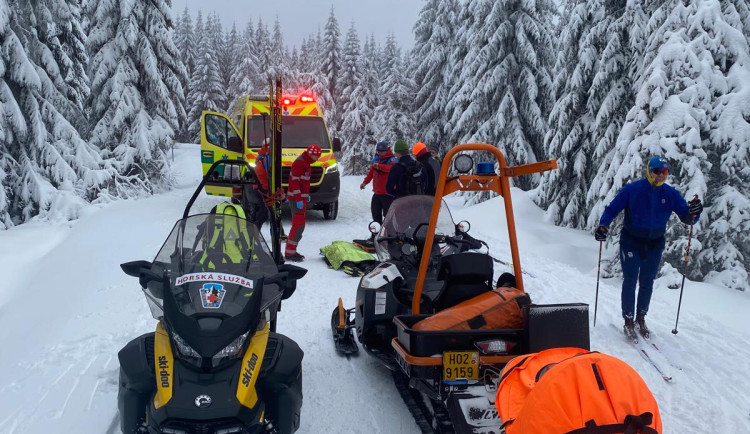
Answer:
[{"left": 0, "top": 143, "right": 748, "bottom": 433}]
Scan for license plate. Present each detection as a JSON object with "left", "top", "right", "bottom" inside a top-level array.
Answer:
[{"left": 443, "top": 351, "right": 479, "bottom": 382}]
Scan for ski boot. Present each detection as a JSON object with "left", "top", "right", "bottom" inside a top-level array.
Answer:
[
  {"left": 624, "top": 317, "right": 638, "bottom": 343},
  {"left": 635, "top": 314, "right": 651, "bottom": 339},
  {"left": 284, "top": 253, "right": 305, "bottom": 262},
  {"left": 331, "top": 298, "right": 359, "bottom": 356}
]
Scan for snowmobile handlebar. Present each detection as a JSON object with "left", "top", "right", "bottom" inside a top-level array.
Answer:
[{"left": 184, "top": 160, "right": 259, "bottom": 219}]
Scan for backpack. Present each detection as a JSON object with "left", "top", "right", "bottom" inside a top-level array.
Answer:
[
  {"left": 496, "top": 348, "right": 662, "bottom": 434},
  {"left": 198, "top": 202, "right": 254, "bottom": 269},
  {"left": 399, "top": 162, "right": 425, "bottom": 195},
  {"left": 412, "top": 287, "right": 530, "bottom": 331}
]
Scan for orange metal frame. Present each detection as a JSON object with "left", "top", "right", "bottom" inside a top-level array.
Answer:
[
  {"left": 411, "top": 143, "right": 557, "bottom": 314},
  {"left": 392, "top": 338, "right": 517, "bottom": 366}
]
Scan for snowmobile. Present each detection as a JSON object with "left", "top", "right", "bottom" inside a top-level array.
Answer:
[
  {"left": 118, "top": 160, "right": 307, "bottom": 434},
  {"left": 332, "top": 144, "right": 591, "bottom": 433}
]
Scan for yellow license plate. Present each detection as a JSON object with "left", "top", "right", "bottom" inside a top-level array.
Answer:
[{"left": 443, "top": 351, "right": 479, "bottom": 381}]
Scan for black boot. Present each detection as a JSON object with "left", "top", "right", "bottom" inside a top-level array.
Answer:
[
  {"left": 624, "top": 317, "right": 638, "bottom": 343},
  {"left": 635, "top": 314, "right": 650, "bottom": 339}
]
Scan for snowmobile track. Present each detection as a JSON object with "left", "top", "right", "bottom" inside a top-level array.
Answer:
[{"left": 392, "top": 371, "right": 455, "bottom": 434}]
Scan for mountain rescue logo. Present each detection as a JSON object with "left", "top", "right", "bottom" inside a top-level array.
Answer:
[{"left": 200, "top": 283, "right": 226, "bottom": 309}]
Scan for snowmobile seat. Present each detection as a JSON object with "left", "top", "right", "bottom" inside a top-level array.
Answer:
[{"left": 432, "top": 252, "right": 494, "bottom": 311}]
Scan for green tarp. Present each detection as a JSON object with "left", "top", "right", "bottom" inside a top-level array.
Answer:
[{"left": 320, "top": 241, "right": 379, "bottom": 276}]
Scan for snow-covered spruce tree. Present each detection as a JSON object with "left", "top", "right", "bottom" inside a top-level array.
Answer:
[
  {"left": 228, "top": 21, "right": 260, "bottom": 111},
  {"left": 187, "top": 11, "right": 225, "bottom": 142},
  {"left": 220, "top": 22, "right": 239, "bottom": 110},
  {"left": 270, "top": 17, "right": 285, "bottom": 76},
  {"left": 412, "top": 0, "right": 459, "bottom": 153},
  {"left": 534, "top": 0, "right": 613, "bottom": 228},
  {"left": 372, "top": 34, "right": 414, "bottom": 143},
  {"left": 0, "top": 0, "right": 105, "bottom": 228},
  {"left": 445, "top": 0, "right": 555, "bottom": 193},
  {"left": 588, "top": 0, "right": 750, "bottom": 290},
  {"left": 253, "top": 18, "right": 272, "bottom": 91},
  {"left": 173, "top": 6, "right": 195, "bottom": 141},
  {"left": 723, "top": 0, "right": 750, "bottom": 44},
  {"left": 206, "top": 13, "right": 228, "bottom": 110},
  {"left": 338, "top": 23, "right": 360, "bottom": 117},
  {"left": 321, "top": 6, "right": 342, "bottom": 132},
  {"left": 340, "top": 32, "right": 381, "bottom": 176},
  {"left": 87, "top": 0, "right": 185, "bottom": 196}
]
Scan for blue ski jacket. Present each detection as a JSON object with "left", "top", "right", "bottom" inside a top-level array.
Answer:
[{"left": 599, "top": 179, "right": 698, "bottom": 240}]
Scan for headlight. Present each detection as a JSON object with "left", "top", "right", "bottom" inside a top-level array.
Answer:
[
  {"left": 171, "top": 331, "right": 250, "bottom": 368},
  {"left": 325, "top": 163, "right": 338, "bottom": 174},
  {"left": 211, "top": 331, "right": 250, "bottom": 366}
]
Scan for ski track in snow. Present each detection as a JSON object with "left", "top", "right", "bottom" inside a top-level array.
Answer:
[{"left": 0, "top": 143, "right": 748, "bottom": 433}]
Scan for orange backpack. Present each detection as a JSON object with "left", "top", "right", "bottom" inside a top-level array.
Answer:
[
  {"left": 413, "top": 287, "right": 530, "bottom": 331},
  {"left": 496, "top": 348, "right": 662, "bottom": 434}
]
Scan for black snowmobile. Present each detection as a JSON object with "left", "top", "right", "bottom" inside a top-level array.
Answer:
[
  {"left": 332, "top": 195, "right": 488, "bottom": 362},
  {"left": 118, "top": 160, "right": 307, "bottom": 434},
  {"left": 332, "top": 145, "right": 591, "bottom": 434}
]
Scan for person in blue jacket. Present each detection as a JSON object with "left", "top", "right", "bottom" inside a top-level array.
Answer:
[{"left": 595, "top": 156, "right": 703, "bottom": 340}]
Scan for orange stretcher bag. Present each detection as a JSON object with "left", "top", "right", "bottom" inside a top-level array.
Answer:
[
  {"left": 413, "top": 287, "right": 530, "bottom": 331},
  {"left": 496, "top": 348, "right": 662, "bottom": 434}
]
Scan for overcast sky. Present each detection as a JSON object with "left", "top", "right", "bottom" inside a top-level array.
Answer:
[{"left": 173, "top": 0, "right": 424, "bottom": 50}]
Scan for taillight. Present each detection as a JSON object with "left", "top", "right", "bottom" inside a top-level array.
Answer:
[{"left": 475, "top": 339, "right": 515, "bottom": 355}]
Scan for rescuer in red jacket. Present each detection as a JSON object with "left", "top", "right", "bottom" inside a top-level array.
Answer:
[{"left": 284, "top": 144, "right": 322, "bottom": 262}]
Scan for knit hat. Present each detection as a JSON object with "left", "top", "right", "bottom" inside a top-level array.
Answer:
[
  {"left": 394, "top": 139, "right": 409, "bottom": 154},
  {"left": 428, "top": 144, "right": 439, "bottom": 153},
  {"left": 306, "top": 144, "right": 322, "bottom": 157},
  {"left": 412, "top": 142, "right": 427, "bottom": 157},
  {"left": 376, "top": 140, "right": 389, "bottom": 152},
  {"left": 648, "top": 156, "right": 670, "bottom": 171}
]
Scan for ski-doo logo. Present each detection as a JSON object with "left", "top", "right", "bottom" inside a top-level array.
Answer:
[
  {"left": 158, "top": 356, "right": 170, "bottom": 388},
  {"left": 241, "top": 353, "right": 259, "bottom": 387}
]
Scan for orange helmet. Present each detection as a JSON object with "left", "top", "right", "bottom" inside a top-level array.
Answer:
[{"left": 412, "top": 142, "right": 427, "bottom": 156}]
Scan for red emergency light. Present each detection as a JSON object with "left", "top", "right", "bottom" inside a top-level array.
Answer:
[
  {"left": 282, "top": 98, "right": 292, "bottom": 105},
  {"left": 300, "top": 95, "right": 315, "bottom": 103}
]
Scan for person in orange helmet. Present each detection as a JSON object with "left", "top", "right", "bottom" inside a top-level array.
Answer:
[
  {"left": 284, "top": 144, "right": 322, "bottom": 262},
  {"left": 412, "top": 142, "right": 440, "bottom": 195}
]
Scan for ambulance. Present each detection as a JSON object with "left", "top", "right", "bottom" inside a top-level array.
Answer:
[{"left": 200, "top": 94, "right": 341, "bottom": 219}]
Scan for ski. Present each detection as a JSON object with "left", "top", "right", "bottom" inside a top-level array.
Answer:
[
  {"left": 643, "top": 336, "right": 683, "bottom": 371},
  {"left": 611, "top": 324, "right": 672, "bottom": 382},
  {"left": 636, "top": 345, "right": 672, "bottom": 383}
]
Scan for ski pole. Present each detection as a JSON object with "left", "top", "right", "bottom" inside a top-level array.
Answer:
[
  {"left": 594, "top": 241, "right": 602, "bottom": 327},
  {"left": 672, "top": 196, "right": 698, "bottom": 335}
]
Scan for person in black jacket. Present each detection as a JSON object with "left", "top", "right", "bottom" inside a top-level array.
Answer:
[
  {"left": 385, "top": 139, "right": 428, "bottom": 198},
  {"left": 412, "top": 142, "right": 441, "bottom": 195}
]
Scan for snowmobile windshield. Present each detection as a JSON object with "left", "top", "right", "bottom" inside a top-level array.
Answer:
[
  {"left": 145, "top": 213, "right": 277, "bottom": 320},
  {"left": 376, "top": 196, "right": 455, "bottom": 261}
]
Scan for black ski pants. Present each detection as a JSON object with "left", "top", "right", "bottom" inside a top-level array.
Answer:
[{"left": 371, "top": 194, "right": 394, "bottom": 224}]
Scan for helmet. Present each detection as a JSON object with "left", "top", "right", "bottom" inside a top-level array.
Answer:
[
  {"left": 376, "top": 140, "right": 389, "bottom": 152},
  {"left": 306, "top": 144, "right": 322, "bottom": 157},
  {"left": 648, "top": 156, "right": 670, "bottom": 171},
  {"left": 412, "top": 142, "right": 427, "bottom": 157}
]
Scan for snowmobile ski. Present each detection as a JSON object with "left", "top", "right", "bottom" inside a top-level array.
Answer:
[{"left": 331, "top": 299, "right": 359, "bottom": 356}]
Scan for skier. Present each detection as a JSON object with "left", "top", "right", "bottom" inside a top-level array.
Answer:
[
  {"left": 360, "top": 140, "right": 397, "bottom": 224},
  {"left": 284, "top": 144, "right": 322, "bottom": 262},
  {"left": 595, "top": 156, "right": 703, "bottom": 340},
  {"left": 412, "top": 142, "right": 441, "bottom": 195},
  {"left": 386, "top": 140, "right": 427, "bottom": 198}
]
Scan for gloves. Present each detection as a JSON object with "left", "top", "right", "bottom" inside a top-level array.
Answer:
[
  {"left": 294, "top": 200, "right": 304, "bottom": 210},
  {"left": 688, "top": 197, "right": 703, "bottom": 215},
  {"left": 360, "top": 182, "right": 366, "bottom": 190},
  {"left": 594, "top": 226, "right": 608, "bottom": 242}
]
